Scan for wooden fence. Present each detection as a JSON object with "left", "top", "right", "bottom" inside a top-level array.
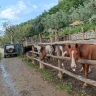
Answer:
[
  {"left": 24, "top": 29, "right": 96, "bottom": 87},
  {"left": 26, "top": 47, "right": 96, "bottom": 87}
]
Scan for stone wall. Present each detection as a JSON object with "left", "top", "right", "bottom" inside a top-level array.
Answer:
[{"left": 59, "top": 30, "right": 96, "bottom": 41}]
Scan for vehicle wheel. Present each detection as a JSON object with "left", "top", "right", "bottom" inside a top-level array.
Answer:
[{"left": 7, "top": 48, "right": 14, "bottom": 53}]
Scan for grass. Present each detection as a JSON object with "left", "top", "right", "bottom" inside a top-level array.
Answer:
[
  {"left": 18, "top": 55, "right": 35, "bottom": 67},
  {"left": 37, "top": 68, "right": 52, "bottom": 80},
  {"left": 17, "top": 56, "right": 23, "bottom": 59},
  {"left": 56, "top": 83, "right": 72, "bottom": 91},
  {"left": 37, "top": 67, "right": 43, "bottom": 72},
  {"left": 27, "top": 62, "right": 34, "bottom": 67},
  {"left": 18, "top": 56, "right": 28, "bottom": 61},
  {"left": 42, "top": 71, "right": 52, "bottom": 79}
]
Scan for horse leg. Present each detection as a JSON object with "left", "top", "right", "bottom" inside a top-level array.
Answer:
[
  {"left": 80, "top": 66, "right": 91, "bottom": 73},
  {"left": 87, "top": 55, "right": 91, "bottom": 73},
  {"left": 83, "top": 64, "right": 89, "bottom": 87},
  {"left": 88, "top": 66, "right": 91, "bottom": 73},
  {"left": 81, "top": 63, "right": 85, "bottom": 72},
  {"left": 81, "top": 64, "right": 87, "bottom": 87}
]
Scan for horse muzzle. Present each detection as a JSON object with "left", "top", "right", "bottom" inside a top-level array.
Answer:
[{"left": 72, "top": 67, "right": 76, "bottom": 72}]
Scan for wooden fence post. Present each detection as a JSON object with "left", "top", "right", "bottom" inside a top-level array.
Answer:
[
  {"left": 39, "top": 33, "right": 42, "bottom": 43},
  {"left": 39, "top": 33, "right": 44, "bottom": 69},
  {"left": 55, "top": 31, "right": 63, "bottom": 79},
  {"left": 25, "top": 38, "right": 28, "bottom": 46},
  {"left": 50, "top": 35, "right": 55, "bottom": 61},
  {"left": 50, "top": 36, "right": 53, "bottom": 43},
  {"left": 55, "top": 31, "right": 59, "bottom": 42},
  {"left": 31, "top": 37, "right": 35, "bottom": 64},
  {"left": 69, "top": 34, "right": 71, "bottom": 40},
  {"left": 81, "top": 27, "right": 84, "bottom": 40},
  {"left": 25, "top": 38, "right": 28, "bottom": 60},
  {"left": 63, "top": 34, "right": 65, "bottom": 41}
]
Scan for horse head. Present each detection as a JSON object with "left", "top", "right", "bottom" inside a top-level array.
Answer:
[
  {"left": 40, "top": 47, "right": 46, "bottom": 60},
  {"left": 68, "top": 44, "right": 79, "bottom": 71},
  {"left": 40, "top": 45, "right": 55, "bottom": 60}
]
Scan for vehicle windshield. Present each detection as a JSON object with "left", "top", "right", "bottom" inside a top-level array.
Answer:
[{"left": 6, "top": 45, "right": 14, "bottom": 49}]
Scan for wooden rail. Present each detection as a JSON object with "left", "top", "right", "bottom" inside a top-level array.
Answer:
[
  {"left": 29, "top": 51, "right": 40, "bottom": 55},
  {"left": 29, "top": 51, "right": 96, "bottom": 66},
  {"left": 39, "top": 40, "right": 96, "bottom": 45}
]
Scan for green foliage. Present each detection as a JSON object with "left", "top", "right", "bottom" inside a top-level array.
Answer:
[
  {"left": 58, "top": 0, "right": 86, "bottom": 12},
  {"left": 69, "top": 0, "right": 96, "bottom": 22},
  {"left": 27, "top": 62, "right": 34, "bottom": 67},
  {"left": 56, "top": 82, "right": 72, "bottom": 91},
  {"left": 48, "top": 5, "right": 59, "bottom": 15},
  {"left": 42, "top": 71, "right": 52, "bottom": 79},
  {"left": 37, "top": 68, "right": 52, "bottom": 80},
  {"left": 89, "top": 14, "right": 96, "bottom": 24},
  {"left": 37, "top": 67, "right": 43, "bottom": 72},
  {"left": 60, "top": 23, "right": 95, "bottom": 35},
  {"left": 82, "top": 23, "right": 95, "bottom": 31},
  {"left": 17, "top": 56, "right": 23, "bottom": 59}
]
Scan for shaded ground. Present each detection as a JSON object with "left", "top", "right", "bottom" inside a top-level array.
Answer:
[{"left": 0, "top": 49, "right": 70, "bottom": 96}]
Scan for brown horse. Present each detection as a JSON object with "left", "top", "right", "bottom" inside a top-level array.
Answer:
[
  {"left": 68, "top": 44, "right": 96, "bottom": 87},
  {"left": 40, "top": 45, "right": 55, "bottom": 60}
]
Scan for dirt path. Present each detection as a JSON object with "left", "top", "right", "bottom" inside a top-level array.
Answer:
[{"left": 0, "top": 49, "right": 71, "bottom": 96}]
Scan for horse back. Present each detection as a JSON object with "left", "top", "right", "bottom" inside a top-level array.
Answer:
[{"left": 79, "top": 44, "right": 96, "bottom": 60}]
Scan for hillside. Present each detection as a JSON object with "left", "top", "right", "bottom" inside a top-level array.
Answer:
[{"left": 1, "top": 0, "right": 96, "bottom": 44}]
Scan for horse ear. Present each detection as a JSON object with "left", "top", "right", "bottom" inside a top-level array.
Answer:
[
  {"left": 68, "top": 44, "right": 71, "bottom": 48},
  {"left": 75, "top": 43, "right": 78, "bottom": 48}
]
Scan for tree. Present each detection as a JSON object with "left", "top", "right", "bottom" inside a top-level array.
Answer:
[{"left": 3, "top": 21, "right": 16, "bottom": 44}]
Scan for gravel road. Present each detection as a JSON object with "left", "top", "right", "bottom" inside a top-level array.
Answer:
[{"left": 0, "top": 48, "right": 70, "bottom": 96}]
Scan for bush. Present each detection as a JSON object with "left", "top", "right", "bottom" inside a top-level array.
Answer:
[
  {"left": 60, "top": 23, "right": 95, "bottom": 35},
  {"left": 89, "top": 14, "right": 96, "bottom": 24}
]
